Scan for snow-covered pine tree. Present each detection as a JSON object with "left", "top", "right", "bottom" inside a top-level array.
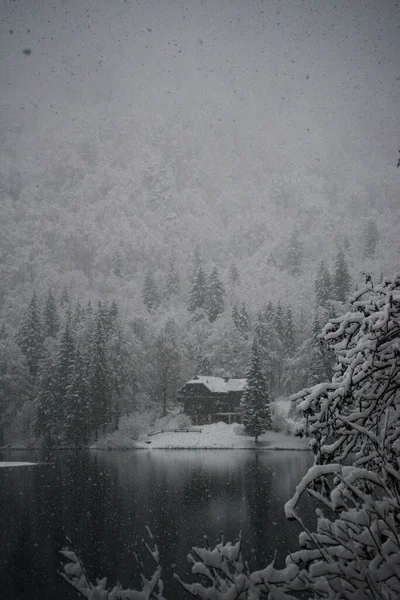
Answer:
[
  {"left": 164, "top": 252, "right": 180, "bottom": 301},
  {"left": 34, "top": 349, "right": 58, "bottom": 442},
  {"left": 315, "top": 260, "right": 333, "bottom": 306},
  {"left": 273, "top": 302, "right": 285, "bottom": 392},
  {"left": 205, "top": 267, "right": 225, "bottom": 322},
  {"left": 263, "top": 300, "right": 275, "bottom": 323},
  {"left": 109, "top": 299, "right": 118, "bottom": 324},
  {"left": 108, "top": 314, "right": 138, "bottom": 420},
  {"left": 188, "top": 265, "right": 207, "bottom": 314},
  {"left": 154, "top": 320, "right": 180, "bottom": 416},
  {"left": 43, "top": 290, "right": 59, "bottom": 339},
  {"left": 238, "top": 302, "right": 250, "bottom": 334},
  {"left": 86, "top": 300, "right": 93, "bottom": 319},
  {"left": 273, "top": 301, "right": 285, "bottom": 339},
  {"left": 229, "top": 261, "right": 240, "bottom": 287},
  {"left": 232, "top": 303, "right": 250, "bottom": 334},
  {"left": 17, "top": 291, "right": 44, "bottom": 379},
  {"left": 142, "top": 270, "right": 160, "bottom": 312},
  {"left": 196, "top": 353, "right": 212, "bottom": 376},
  {"left": 0, "top": 334, "right": 29, "bottom": 445},
  {"left": 284, "top": 310, "right": 333, "bottom": 393},
  {"left": 89, "top": 312, "right": 111, "bottom": 437},
  {"left": 60, "top": 285, "right": 70, "bottom": 308},
  {"left": 71, "top": 300, "right": 84, "bottom": 333},
  {"left": 254, "top": 309, "right": 281, "bottom": 395},
  {"left": 231, "top": 304, "right": 240, "bottom": 330},
  {"left": 240, "top": 338, "right": 272, "bottom": 442},
  {"left": 56, "top": 310, "right": 76, "bottom": 424},
  {"left": 333, "top": 247, "right": 351, "bottom": 302},
  {"left": 282, "top": 305, "right": 295, "bottom": 357},
  {"left": 64, "top": 348, "right": 91, "bottom": 447}
]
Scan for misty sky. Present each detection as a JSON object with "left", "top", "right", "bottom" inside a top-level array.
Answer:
[{"left": 1, "top": 0, "right": 399, "bottom": 170}]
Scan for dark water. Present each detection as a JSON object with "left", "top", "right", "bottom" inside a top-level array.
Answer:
[{"left": 0, "top": 449, "right": 314, "bottom": 599}]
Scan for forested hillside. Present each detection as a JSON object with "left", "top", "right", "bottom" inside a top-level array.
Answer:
[{"left": 0, "top": 105, "right": 399, "bottom": 444}]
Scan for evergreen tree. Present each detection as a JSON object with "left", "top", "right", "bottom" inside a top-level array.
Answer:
[
  {"left": 56, "top": 310, "right": 76, "bottom": 422},
  {"left": 282, "top": 305, "right": 295, "bottom": 357},
  {"left": 60, "top": 285, "right": 70, "bottom": 308},
  {"left": 315, "top": 261, "right": 333, "bottom": 306},
  {"left": 71, "top": 300, "right": 84, "bottom": 333},
  {"left": 64, "top": 348, "right": 91, "bottom": 446},
  {"left": 263, "top": 301, "right": 275, "bottom": 324},
  {"left": 191, "top": 245, "right": 202, "bottom": 278},
  {"left": 232, "top": 302, "right": 250, "bottom": 335},
  {"left": 154, "top": 321, "right": 180, "bottom": 416},
  {"left": 205, "top": 267, "right": 225, "bottom": 322},
  {"left": 89, "top": 314, "right": 111, "bottom": 436},
  {"left": 107, "top": 311, "right": 136, "bottom": 424},
  {"left": 164, "top": 253, "right": 180, "bottom": 301},
  {"left": 232, "top": 304, "right": 241, "bottom": 330},
  {"left": 238, "top": 302, "right": 250, "bottom": 333},
  {"left": 97, "top": 301, "right": 111, "bottom": 337},
  {"left": 333, "top": 248, "right": 351, "bottom": 302},
  {"left": 0, "top": 335, "right": 30, "bottom": 445},
  {"left": 286, "top": 226, "right": 303, "bottom": 276},
  {"left": 17, "top": 291, "right": 43, "bottom": 378},
  {"left": 254, "top": 309, "right": 280, "bottom": 395},
  {"left": 86, "top": 300, "right": 93, "bottom": 319},
  {"left": 274, "top": 302, "right": 285, "bottom": 339},
  {"left": 229, "top": 261, "right": 240, "bottom": 286},
  {"left": 109, "top": 299, "right": 118, "bottom": 323},
  {"left": 188, "top": 265, "right": 207, "bottom": 314},
  {"left": 363, "top": 218, "right": 379, "bottom": 258},
  {"left": 240, "top": 339, "right": 272, "bottom": 442},
  {"left": 34, "top": 350, "right": 58, "bottom": 441},
  {"left": 43, "top": 290, "right": 59, "bottom": 339},
  {"left": 196, "top": 353, "right": 212, "bottom": 376},
  {"left": 142, "top": 270, "right": 160, "bottom": 312}
]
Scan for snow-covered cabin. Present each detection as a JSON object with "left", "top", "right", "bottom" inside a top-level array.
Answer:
[{"left": 177, "top": 375, "right": 247, "bottom": 425}]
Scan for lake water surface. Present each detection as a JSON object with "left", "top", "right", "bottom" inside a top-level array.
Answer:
[{"left": 0, "top": 449, "right": 314, "bottom": 599}]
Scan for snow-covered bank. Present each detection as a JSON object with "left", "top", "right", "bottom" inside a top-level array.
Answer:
[
  {"left": 92, "top": 419, "right": 309, "bottom": 451},
  {"left": 138, "top": 423, "right": 309, "bottom": 450},
  {"left": 0, "top": 461, "right": 38, "bottom": 467}
]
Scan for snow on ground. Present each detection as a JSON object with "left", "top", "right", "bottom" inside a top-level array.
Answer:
[
  {"left": 92, "top": 409, "right": 309, "bottom": 450},
  {"left": 135, "top": 422, "right": 309, "bottom": 450},
  {"left": 0, "top": 462, "right": 38, "bottom": 467}
]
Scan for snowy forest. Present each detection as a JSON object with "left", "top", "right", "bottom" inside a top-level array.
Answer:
[
  {"left": 0, "top": 202, "right": 393, "bottom": 446},
  {"left": 1, "top": 0, "right": 399, "bottom": 446},
  {"left": 0, "top": 114, "right": 399, "bottom": 446}
]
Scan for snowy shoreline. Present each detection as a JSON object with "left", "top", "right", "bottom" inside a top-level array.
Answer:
[
  {"left": 1, "top": 409, "right": 309, "bottom": 452},
  {"left": 1, "top": 402, "right": 308, "bottom": 452}
]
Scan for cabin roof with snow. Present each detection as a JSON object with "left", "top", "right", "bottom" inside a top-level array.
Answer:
[{"left": 180, "top": 375, "right": 247, "bottom": 394}]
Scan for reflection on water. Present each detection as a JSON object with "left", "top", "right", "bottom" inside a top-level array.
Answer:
[{"left": 0, "top": 450, "right": 313, "bottom": 599}]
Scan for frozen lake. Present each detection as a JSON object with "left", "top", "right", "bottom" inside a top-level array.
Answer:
[{"left": 0, "top": 449, "right": 314, "bottom": 599}]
